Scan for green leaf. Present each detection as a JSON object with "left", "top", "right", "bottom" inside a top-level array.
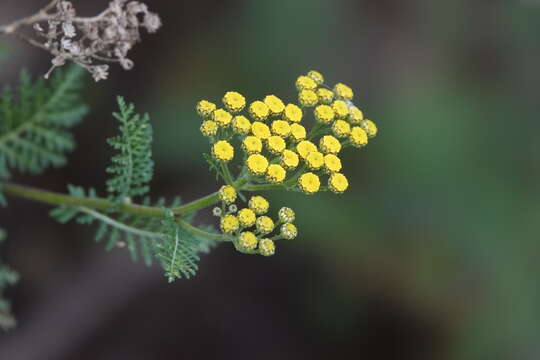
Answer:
[
  {"left": 0, "top": 228, "right": 19, "bottom": 330},
  {"left": 106, "top": 96, "right": 154, "bottom": 202}
]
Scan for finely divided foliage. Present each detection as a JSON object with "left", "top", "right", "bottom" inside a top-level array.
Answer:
[
  {"left": 0, "top": 66, "right": 88, "bottom": 175},
  {"left": 106, "top": 97, "right": 154, "bottom": 202},
  {"left": 0, "top": 229, "right": 18, "bottom": 330}
]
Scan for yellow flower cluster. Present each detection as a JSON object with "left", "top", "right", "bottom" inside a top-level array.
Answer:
[
  {"left": 215, "top": 190, "right": 298, "bottom": 256},
  {"left": 195, "top": 70, "right": 377, "bottom": 256}
]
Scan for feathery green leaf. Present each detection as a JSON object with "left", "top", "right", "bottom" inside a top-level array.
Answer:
[{"left": 0, "top": 228, "right": 19, "bottom": 330}]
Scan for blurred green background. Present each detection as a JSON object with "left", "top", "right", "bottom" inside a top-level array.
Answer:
[{"left": 1, "top": 0, "right": 540, "bottom": 359}]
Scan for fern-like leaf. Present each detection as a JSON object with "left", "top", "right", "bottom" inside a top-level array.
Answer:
[
  {"left": 0, "top": 66, "right": 88, "bottom": 174},
  {"left": 106, "top": 97, "right": 154, "bottom": 202},
  {"left": 156, "top": 212, "right": 200, "bottom": 282},
  {"left": 0, "top": 228, "right": 19, "bottom": 330}
]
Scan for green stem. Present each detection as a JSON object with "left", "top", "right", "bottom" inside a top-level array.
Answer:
[{"left": 177, "top": 218, "right": 227, "bottom": 241}]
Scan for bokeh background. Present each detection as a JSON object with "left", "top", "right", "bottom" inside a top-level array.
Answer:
[{"left": 1, "top": 0, "right": 540, "bottom": 359}]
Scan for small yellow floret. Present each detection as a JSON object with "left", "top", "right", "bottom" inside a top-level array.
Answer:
[
  {"left": 281, "top": 149, "right": 299, "bottom": 170},
  {"left": 200, "top": 120, "right": 218, "bottom": 137},
  {"left": 248, "top": 195, "right": 269, "bottom": 215},
  {"left": 349, "top": 106, "right": 364, "bottom": 124},
  {"left": 296, "top": 140, "right": 317, "bottom": 159},
  {"left": 256, "top": 216, "right": 274, "bottom": 234},
  {"left": 263, "top": 95, "right": 285, "bottom": 116},
  {"left": 289, "top": 123, "right": 307, "bottom": 142},
  {"left": 308, "top": 70, "right": 325, "bottom": 85},
  {"left": 196, "top": 100, "right": 216, "bottom": 117},
  {"left": 350, "top": 126, "right": 368, "bottom": 148},
  {"left": 222, "top": 91, "right": 246, "bottom": 113},
  {"left": 278, "top": 207, "right": 295, "bottom": 223},
  {"left": 266, "top": 164, "right": 286, "bottom": 183},
  {"left": 332, "top": 100, "right": 350, "bottom": 119},
  {"left": 271, "top": 120, "right": 291, "bottom": 137},
  {"left": 328, "top": 173, "right": 349, "bottom": 193},
  {"left": 332, "top": 119, "right": 351, "bottom": 138},
  {"left": 298, "top": 172, "right": 320, "bottom": 195},
  {"left": 305, "top": 151, "right": 324, "bottom": 170},
  {"left": 212, "top": 108, "right": 233, "bottom": 127},
  {"left": 295, "top": 75, "right": 318, "bottom": 91},
  {"left": 266, "top": 136, "right": 286, "bottom": 154},
  {"left": 218, "top": 185, "right": 237, "bottom": 204},
  {"left": 334, "top": 83, "right": 354, "bottom": 100},
  {"left": 317, "top": 88, "right": 334, "bottom": 104},
  {"left": 232, "top": 115, "right": 251, "bottom": 135},
  {"left": 237, "top": 208, "right": 257, "bottom": 228},
  {"left": 212, "top": 140, "right": 234, "bottom": 162},
  {"left": 280, "top": 223, "right": 298, "bottom": 240},
  {"left": 246, "top": 154, "right": 269, "bottom": 175},
  {"left": 251, "top": 121, "right": 271, "bottom": 139},
  {"left": 249, "top": 101, "right": 270, "bottom": 121},
  {"left": 299, "top": 89, "right": 319, "bottom": 107},
  {"left": 220, "top": 214, "right": 239, "bottom": 233},
  {"left": 238, "top": 231, "right": 258, "bottom": 251},
  {"left": 259, "top": 238, "right": 275, "bottom": 256},
  {"left": 323, "top": 154, "right": 342, "bottom": 173},
  {"left": 284, "top": 104, "right": 303, "bottom": 123},
  {"left": 314, "top": 104, "right": 335, "bottom": 124},
  {"left": 361, "top": 119, "right": 378, "bottom": 138},
  {"left": 242, "top": 136, "right": 263, "bottom": 154},
  {"left": 319, "top": 135, "right": 342, "bottom": 154}
]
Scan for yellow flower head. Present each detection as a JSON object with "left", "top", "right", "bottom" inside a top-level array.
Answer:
[
  {"left": 271, "top": 120, "right": 291, "bottom": 137},
  {"left": 319, "top": 135, "right": 342, "bottom": 154},
  {"left": 278, "top": 207, "right": 295, "bottom": 223},
  {"left": 280, "top": 223, "right": 298, "bottom": 240},
  {"left": 238, "top": 231, "right": 258, "bottom": 251},
  {"left": 305, "top": 151, "right": 324, "bottom": 170},
  {"left": 218, "top": 185, "right": 237, "bottom": 204},
  {"left": 328, "top": 173, "right": 349, "bottom": 193},
  {"left": 220, "top": 214, "right": 239, "bottom": 234},
  {"left": 266, "top": 136, "right": 286, "bottom": 154},
  {"left": 251, "top": 121, "right": 271, "bottom": 139},
  {"left": 200, "top": 120, "right": 218, "bottom": 137},
  {"left": 241, "top": 136, "right": 261, "bottom": 154},
  {"left": 256, "top": 216, "right": 274, "bottom": 234},
  {"left": 281, "top": 149, "right": 299, "bottom": 170},
  {"left": 350, "top": 126, "right": 368, "bottom": 148},
  {"left": 232, "top": 115, "right": 251, "bottom": 135},
  {"left": 264, "top": 95, "right": 285, "bottom": 116},
  {"left": 299, "top": 89, "right": 319, "bottom": 107},
  {"left": 259, "top": 238, "right": 275, "bottom": 256},
  {"left": 349, "top": 106, "right": 364, "bottom": 124},
  {"left": 266, "top": 164, "right": 286, "bottom": 183},
  {"left": 314, "top": 104, "right": 335, "bottom": 124},
  {"left": 222, "top": 91, "right": 246, "bottom": 113},
  {"left": 196, "top": 100, "right": 216, "bottom": 118},
  {"left": 334, "top": 83, "right": 354, "bottom": 100},
  {"left": 296, "top": 140, "right": 317, "bottom": 159},
  {"left": 237, "top": 208, "right": 257, "bottom": 228},
  {"left": 249, "top": 101, "right": 270, "bottom": 121},
  {"left": 212, "top": 140, "right": 234, "bottom": 162},
  {"left": 298, "top": 172, "right": 320, "bottom": 195},
  {"left": 289, "top": 123, "right": 307, "bottom": 142},
  {"left": 308, "top": 70, "right": 325, "bottom": 85},
  {"left": 212, "top": 108, "right": 233, "bottom": 127},
  {"left": 284, "top": 104, "right": 303, "bottom": 123},
  {"left": 332, "top": 119, "right": 351, "bottom": 138},
  {"left": 317, "top": 88, "right": 334, "bottom": 104},
  {"left": 295, "top": 75, "right": 317, "bottom": 91},
  {"left": 332, "top": 100, "right": 350, "bottom": 119},
  {"left": 248, "top": 195, "right": 269, "bottom": 215},
  {"left": 246, "top": 154, "right": 269, "bottom": 175},
  {"left": 361, "top": 119, "right": 378, "bottom": 138},
  {"left": 323, "top": 154, "right": 342, "bottom": 173}
]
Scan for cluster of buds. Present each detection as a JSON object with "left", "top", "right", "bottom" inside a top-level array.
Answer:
[
  {"left": 5, "top": 0, "right": 161, "bottom": 81},
  {"left": 215, "top": 186, "right": 298, "bottom": 256}
]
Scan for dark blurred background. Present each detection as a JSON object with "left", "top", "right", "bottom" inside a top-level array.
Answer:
[{"left": 1, "top": 0, "right": 540, "bottom": 359}]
